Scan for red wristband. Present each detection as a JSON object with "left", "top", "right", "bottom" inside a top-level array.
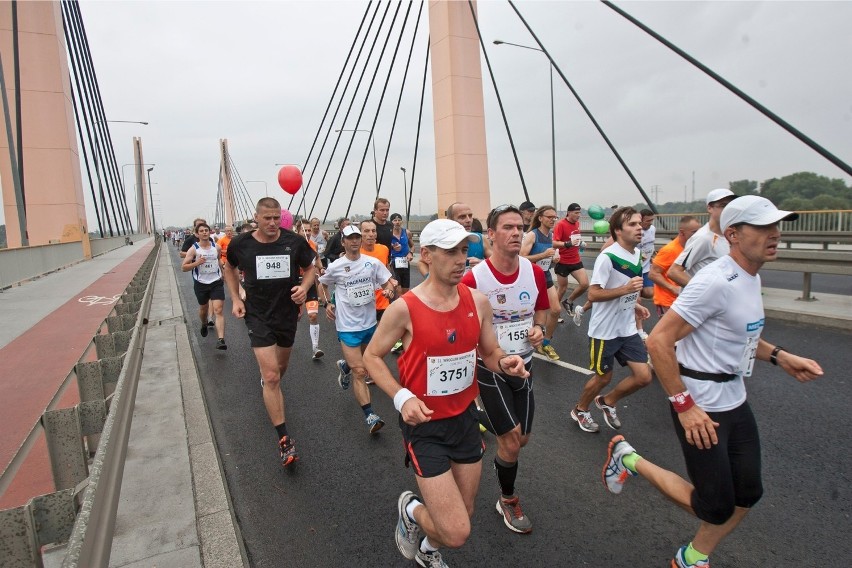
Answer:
[{"left": 668, "top": 390, "right": 695, "bottom": 413}]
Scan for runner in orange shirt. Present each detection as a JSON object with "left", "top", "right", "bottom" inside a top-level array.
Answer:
[{"left": 649, "top": 216, "right": 701, "bottom": 316}]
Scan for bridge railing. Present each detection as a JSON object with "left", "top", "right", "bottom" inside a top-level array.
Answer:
[{"left": 0, "top": 241, "right": 159, "bottom": 567}]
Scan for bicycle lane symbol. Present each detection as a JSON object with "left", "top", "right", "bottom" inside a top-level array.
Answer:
[{"left": 77, "top": 295, "right": 121, "bottom": 307}]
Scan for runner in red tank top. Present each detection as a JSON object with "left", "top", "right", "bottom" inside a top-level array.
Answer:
[{"left": 365, "top": 219, "right": 528, "bottom": 568}]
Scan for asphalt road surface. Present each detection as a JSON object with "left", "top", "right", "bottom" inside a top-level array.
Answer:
[{"left": 170, "top": 245, "right": 850, "bottom": 567}]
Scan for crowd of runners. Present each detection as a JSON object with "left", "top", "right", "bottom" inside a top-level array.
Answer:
[{"left": 172, "top": 191, "right": 822, "bottom": 568}]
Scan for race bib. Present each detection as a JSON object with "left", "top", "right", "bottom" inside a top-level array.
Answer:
[
  {"left": 347, "top": 282, "right": 374, "bottom": 307},
  {"left": 394, "top": 256, "right": 409, "bottom": 268},
  {"left": 317, "top": 244, "right": 326, "bottom": 255},
  {"left": 426, "top": 349, "right": 476, "bottom": 396},
  {"left": 256, "top": 255, "right": 290, "bottom": 280},
  {"left": 621, "top": 291, "right": 639, "bottom": 310},
  {"left": 494, "top": 319, "right": 532, "bottom": 355},
  {"left": 536, "top": 257, "right": 552, "bottom": 271},
  {"left": 738, "top": 336, "right": 759, "bottom": 377}
]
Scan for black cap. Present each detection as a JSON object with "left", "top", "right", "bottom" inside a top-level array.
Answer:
[
  {"left": 567, "top": 203, "right": 582, "bottom": 211},
  {"left": 519, "top": 201, "right": 536, "bottom": 212}
]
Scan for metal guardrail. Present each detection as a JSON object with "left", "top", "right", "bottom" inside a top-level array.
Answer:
[{"left": 0, "top": 241, "right": 160, "bottom": 567}]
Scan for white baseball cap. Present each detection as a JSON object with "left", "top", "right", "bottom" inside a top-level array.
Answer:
[
  {"left": 341, "top": 225, "right": 361, "bottom": 237},
  {"left": 706, "top": 188, "right": 736, "bottom": 205},
  {"left": 721, "top": 195, "right": 799, "bottom": 231},
  {"left": 419, "top": 219, "right": 481, "bottom": 249}
]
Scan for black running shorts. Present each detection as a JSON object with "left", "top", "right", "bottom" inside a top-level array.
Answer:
[
  {"left": 554, "top": 261, "right": 585, "bottom": 278},
  {"left": 671, "top": 401, "right": 763, "bottom": 524},
  {"left": 400, "top": 403, "right": 484, "bottom": 478},
  {"left": 476, "top": 360, "right": 534, "bottom": 437},
  {"left": 193, "top": 279, "right": 225, "bottom": 305},
  {"left": 244, "top": 312, "right": 297, "bottom": 349}
]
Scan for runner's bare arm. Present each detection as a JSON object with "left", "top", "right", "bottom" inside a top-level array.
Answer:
[
  {"left": 221, "top": 263, "right": 245, "bottom": 318},
  {"left": 756, "top": 339, "right": 823, "bottom": 383},
  {"left": 181, "top": 248, "right": 199, "bottom": 272}
]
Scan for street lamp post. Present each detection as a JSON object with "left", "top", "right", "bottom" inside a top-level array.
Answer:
[
  {"left": 146, "top": 166, "right": 156, "bottom": 234},
  {"left": 400, "top": 167, "right": 409, "bottom": 226},
  {"left": 246, "top": 180, "right": 269, "bottom": 198},
  {"left": 493, "top": 40, "right": 557, "bottom": 210},
  {"left": 335, "top": 129, "right": 378, "bottom": 195}
]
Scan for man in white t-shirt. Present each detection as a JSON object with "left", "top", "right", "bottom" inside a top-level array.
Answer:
[
  {"left": 602, "top": 196, "right": 823, "bottom": 568},
  {"left": 570, "top": 207, "right": 653, "bottom": 434},
  {"left": 668, "top": 188, "right": 737, "bottom": 286},
  {"left": 636, "top": 208, "right": 657, "bottom": 339},
  {"left": 318, "top": 224, "right": 395, "bottom": 434}
]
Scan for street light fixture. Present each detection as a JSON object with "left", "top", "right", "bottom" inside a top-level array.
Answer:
[
  {"left": 246, "top": 180, "right": 269, "bottom": 197},
  {"left": 95, "top": 119, "right": 149, "bottom": 126},
  {"left": 335, "top": 128, "right": 378, "bottom": 195},
  {"left": 146, "top": 166, "right": 156, "bottom": 234},
  {"left": 493, "top": 39, "right": 557, "bottom": 210},
  {"left": 400, "top": 167, "right": 409, "bottom": 226}
]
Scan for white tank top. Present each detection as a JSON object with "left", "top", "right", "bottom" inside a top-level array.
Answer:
[{"left": 193, "top": 242, "right": 222, "bottom": 284}]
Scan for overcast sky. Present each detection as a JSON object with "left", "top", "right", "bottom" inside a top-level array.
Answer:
[{"left": 22, "top": 0, "right": 852, "bottom": 229}]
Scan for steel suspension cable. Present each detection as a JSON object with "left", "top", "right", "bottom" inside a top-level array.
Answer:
[
  {"left": 299, "top": 1, "right": 384, "bottom": 221},
  {"left": 60, "top": 5, "right": 104, "bottom": 237},
  {"left": 72, "top": 0, "right": 133, "bottom": 233},
  {"left": 375, "top": 1, "right": 424, "bottom": 199},
  {"left": 313, "top": 1, "right": 393, "bottom": 221},
  {"left": 601, "top": 0, "right": 851, "bottom": 178},
  {"left": 508, "top": 0, "right": 657, "bottom": 213},
  {"left": 468, "top": 0, "right": 529, "bottom": 201},
  {"left": 406, "top": 37, "right": 431, "bottom": 223},
  {"left": 332, "top": 1, "right": 403, "bottom": 220},
  {"left": 287, "top": 0, "right": 374, "bottom": 212}
]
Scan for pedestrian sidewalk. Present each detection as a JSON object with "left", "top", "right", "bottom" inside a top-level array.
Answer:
[{"left": 108, "top": 243, "right": 244, "bottom": 567}]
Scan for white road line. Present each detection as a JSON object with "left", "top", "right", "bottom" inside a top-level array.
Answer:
[{"left": 531, "top": 352, "right": 594, "bottom": 375}]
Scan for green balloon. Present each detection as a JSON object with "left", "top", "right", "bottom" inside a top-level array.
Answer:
[
  {"left": 588, "top": 204, "right": 606, "bottom": 220},
  {"left": 593, "top": 220, "right": 610, "bottom": 235}
]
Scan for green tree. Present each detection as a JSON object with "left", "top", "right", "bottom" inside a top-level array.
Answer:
[
  {"left": 729, "top": 179, "right": 758, "bottom": 195},
  {"left": 760, "top": 172, "right": 851, "bottom": 208}
]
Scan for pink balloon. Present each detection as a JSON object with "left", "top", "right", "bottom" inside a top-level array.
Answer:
[
  {"left": 278, "top": 165, "right": 302, "bottom": 195},
  {"left": 279, "top": 209, "right": 293, "bottom": 231}
]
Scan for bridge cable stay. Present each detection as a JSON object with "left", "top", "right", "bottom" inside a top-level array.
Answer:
[
  {"left": 9, "top": 2, "right": 27, "bottom": 232},
  {"left": 368, "top": 0, "right": 416, "bottom": 196},
  {"left": 374, "top": 1, "right": 425, "bottom": 209},
  {"left": 69, "top": 0, "right": 134, "bottom": 233},
  {"left": 287, "top": 1, "right": 374, "bottom": 213},
  {"left": 300, "top": 1, "right": 385, "bottom": 221},
  {"left": 66, "top": 0, "right": 131, "bottom": 235},
  {"left": 406, "top": 36, "right": 431, "bottom": 225},
  {"left": 330, "top": 2, "right": 404, "bottom": 220},
  {"left": 507, "top": 0, "right": 659, "bottom": 214},
  {"left": 61, "top": 0, "right": 116, "bottom": 236},
  {"left": 601, "top": 0, "right": 852, "bottom": 178},
  {"left": 60, "top": 32, "right": 104, "bottom": 238},
  {"left": 467, "top": 0, "right": 530, "bottom": 202},
  {"left": 310, "top": 1, "right": 394, "bottom": 221},
  {"left": 226, "top": 153, "right": 266, "bottom": 223},
  {"left": 63, "top": 0, "right": 132, "bottom": 235}
]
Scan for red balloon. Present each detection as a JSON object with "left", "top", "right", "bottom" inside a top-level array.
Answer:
[{"left": 278, "top": 165, "right": 302, "bottom": 195}]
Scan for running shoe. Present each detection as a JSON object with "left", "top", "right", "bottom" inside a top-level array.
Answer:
[
  {"left": 391, "top": 339, "right": 404, "bottom": 354},
  {"left": 571, "top": 407, "right": 600, "bottom": 433},
  {"left": 535, "top": 345, "right": 548, "bottom": 357},
  {"left": 278, "top": 436, "right": 299, "bottom": 468},
  {"left": 216, "top": 338, "right": 227, "bottom": 350},
  {"left": 336, "top": 359, "right": 351, "bottom": 390},
  {"left": 366, "top": 412, "right": 385, "bottom": 434},
  {"left": 602, "top": 434, "right": 636, "bottom": 494},
  {"left": 561, "top": 298, "right": 575, "bottom": 316},
  {"left": 396, "top": 491, "right": 421, "bottom": 560},
  {"left": 672, "top": 545, "right": 710, "bottom": 567},
  {"left": 495, "top": 495, "right": 533, "bottom": 534},
  {"left": 365, "top": 376, "right": 375, "bottom": 385},
  {"left": 200, "top": 324, "right": 208, "bottom": 338},
  {"left": 572, "top": 305, "right": 585, "bottom": 326},
  {"left": 416, "top": 550, "right": 448, "bottom": 568},
  {"left": 595, "top": 395, "right": 621, "bottom": 429},
  {"left": 312, "top": 348, "right": 324, "bottom": 360},
  {"left": 207, "top": 320, "right": 215, "bottom": 328},
  {"left": 542, "top": 344, "right": 560, "bottom": 361},
  {"left": 557, "top": 317, "right": 565, "bottom": 324}
]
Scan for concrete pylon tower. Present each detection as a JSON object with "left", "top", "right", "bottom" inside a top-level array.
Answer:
[
  {"left": 428, "top": 0, "right": 491, "bottom": 221},
  {"left": 0, "top": 1, "right": 88, "bottom": 248},
  {"left": 132, "top": 137, "right": 150, "bottom": 232},
  {"left": 219, "top": 139, "right": 236, "bottom": 227}
]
